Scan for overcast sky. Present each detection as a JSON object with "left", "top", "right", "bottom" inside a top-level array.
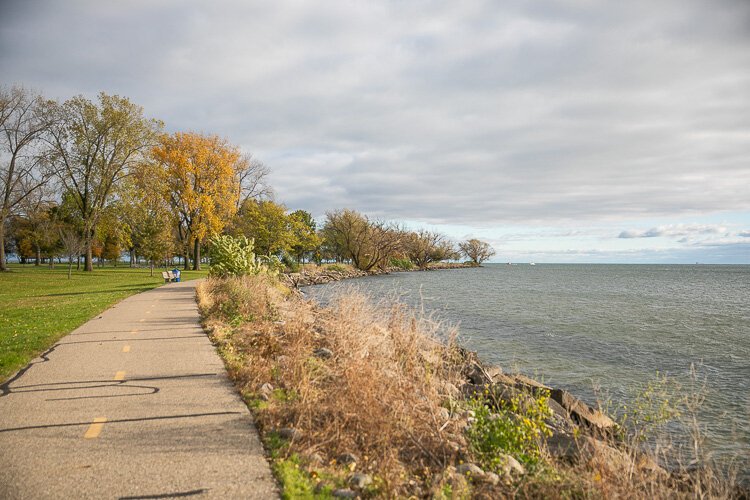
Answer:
[{"left": 1, "top": 0, "right": 748, "bottom": 263}]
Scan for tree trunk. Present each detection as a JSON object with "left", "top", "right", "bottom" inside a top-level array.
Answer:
[
  {"left": 35, "top": 246, "right": 41, "bottom": 266},
  {"left": 77, "top": 255, "right": 81, "bottom": 270},
  {"left": 68, "top": 257, "right": 73, "bottom": 279},
  {"left": 85, "top": 241, "right": 93, "bottom": 271},
  {"left": 193, "top": 238, "right": 201, "bottom": 271},
  {"left": 150, "top": 260, "right": 154, "bottom": 277},
  {"left": 129, "top": 250, "right": 135, "bottom": 267},
  {"left": 183, "top": 248, "right": 189, "bottom": 270},
  {"left": 0, "top": 223, "right": 6, "bottom": 271}
]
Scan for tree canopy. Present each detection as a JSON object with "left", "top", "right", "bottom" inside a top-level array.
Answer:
[
  {"left": 151, "top": 132, "right": 240, "bottom": 270},
  {"left": 459, "top": 238, "right": 496, "bottom": 264},
  {"left": 48, "top": 92, "right": 161, "bottom": 271}
]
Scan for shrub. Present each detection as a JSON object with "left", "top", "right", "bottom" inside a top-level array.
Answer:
[
  {"left": 280, "top": 251, "right": 300, "bottom": 273},
  {"left": 208, "top": 234, "right": 282, "bottom": 278},
  {"left": 618, "top": 372, "right": 684, "bottom": 441},
  {"left": 466, "top": 390, "right": 553, "bottom": 470},
  {"left": 323, "top": 263, "right": 349, "bottom": 273},
  {"left": 389, "top": 257, "right": 415, "bottom": 270}
]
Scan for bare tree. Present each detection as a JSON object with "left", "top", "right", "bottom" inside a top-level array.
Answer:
[
  {"left": 235, "top": 153, "right": 272, "bottom": 210},
  {"left": 458, "top": 238, "right": 496, "bottom": 265},
  {"left": 322, "top": 209, "right": 402, "bottom": 271},
  {"left": 0, "top": 86, "right": 56, "bottom": 271},
  {"left": 405, "top": 230, "right": 458, "bottom": 269},
  {"left": 59, "top": 227, "right": 83, "bottom": 279},
  {"left": 48, "top": 93, "right": 161, "bottom": 271}
]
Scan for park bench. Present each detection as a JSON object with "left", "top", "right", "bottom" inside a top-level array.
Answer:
[{"left": 161, "top": 271, "right": 175, "bottom": 283}]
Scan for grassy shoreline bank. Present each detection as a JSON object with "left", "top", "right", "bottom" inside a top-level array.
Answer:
[{"left": 198, "top": 274, "right": 741, "bottom": 498}]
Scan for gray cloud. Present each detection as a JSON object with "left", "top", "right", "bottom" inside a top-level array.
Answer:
[{"left": 1, "top": 0, "right": 749, "bottom": 226}]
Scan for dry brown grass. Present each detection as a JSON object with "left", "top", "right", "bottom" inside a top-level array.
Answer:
[{"left": 199, "top": 276, "right": 469, "bottom": 496}]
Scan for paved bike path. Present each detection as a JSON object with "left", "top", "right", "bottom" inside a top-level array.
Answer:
[{"left": 0, "top": 280, "right": 278, "bottom": 499}]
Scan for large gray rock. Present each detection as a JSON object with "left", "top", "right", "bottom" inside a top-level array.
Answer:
[
  {"left": 546, "top": 433, "right": 584, "bottom": 462},
  {"left": 483, "top": 471, "right": 501, "bottom": 485},
  {"left": 438, "top": 407, "right": 451, "bottom": 421},
  {"left": 278, "top": 427, "right": 302, "bottom": 440},
  {"left": 440, "top": 381, "right": 460, "bottom": 399},
  {"left": 546, "top": 398, "right": 577, "bottom": 434},
  {"left": 304, "top": 452, "right": 324, "bottom": 464},
  {"left": 313, "top": 347, "right": 334, "bottom": 359},
  {"left": 513, "top": 374, "right": 551, "bottom": 393},
  {"left": 258, "top": 382, "right": 274, "bottom": 401},
  {"left": 465, "top": 362, "right": 493, "bottom": 385},
  {"left": 498, "top": 454, "right": 526, "bottom": 476},
  {"left": 550, "top": 388, "right": 616, "bottom": 431},
  {"left": 546, "top": 433, "right": 642, "bottom": 474},
  {"left": 337, "top": 452, "right": 359, "bottom": 465},
  {"left": 456, "top": 463, "right": 485, "bottom": 477},
  {"left": 348, "top": 472, "right": 372, "bottom": 489}
]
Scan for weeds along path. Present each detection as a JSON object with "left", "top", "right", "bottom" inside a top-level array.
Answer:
[{"left": 0, "top": 280, "right": 277, "bottom": 499}]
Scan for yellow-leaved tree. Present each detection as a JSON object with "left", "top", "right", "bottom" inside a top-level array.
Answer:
[{"left": 152, "top": 132, "right": 239, "bottom": 270}]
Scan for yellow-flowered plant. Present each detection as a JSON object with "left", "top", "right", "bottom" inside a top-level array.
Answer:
[{"left": 466, "top": 389, "right": 553, "bottom": 470}]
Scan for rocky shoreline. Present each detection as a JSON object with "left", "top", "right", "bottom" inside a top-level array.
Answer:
[
  {"left": 452, "top": 350, "right": 663, "bottom": 480},
  {"left": 280, "top": 261, "right": 474, "bottom": 288}
]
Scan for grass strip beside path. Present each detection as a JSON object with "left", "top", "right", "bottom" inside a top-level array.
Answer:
[{"left": 0, "top": 265, "right": 208, "bottom": 381}]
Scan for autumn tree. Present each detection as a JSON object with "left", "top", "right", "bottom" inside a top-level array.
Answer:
[
  {"left": 289, "top": 209, "right": 321, "bottom": 263},
  {"left": 459, "top": 238, "right": 495, "bottom": 264},
  {"left": 152, "top": 132, "right": 239, "bottom": 270},
  {"left": 321, "top": 209, "right": 402, "bottom": 271},
  {"left": 97, "top": 203, "right": 131, "bottom": 266},
  {"left": 0, "top": 86, "right": 56, "bottom": 271},
  {"left": 48, "top": 93, "right": 161, "bottom": 271},
  {"left": 404, "top": 230, "right": 458, "bottom": 269},
  {"left": 125, "top": 164, "right": 175, "bottom": 274},
  {"left": 11, "top": 199, "right": 60, "bottom": 266},
  {"left": 230, "top": 199, "right": 296, "bottom": 256}
]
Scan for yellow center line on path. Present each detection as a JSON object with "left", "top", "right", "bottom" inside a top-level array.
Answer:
[
  {"left": 114, "top": 371, "right": 126, "bottom": 381},
  {"left": 84, "top": 417, "right": 107, "bottom": 439},
  {"left": 122, "top": 345, "right": 131, "bottom": 353}
]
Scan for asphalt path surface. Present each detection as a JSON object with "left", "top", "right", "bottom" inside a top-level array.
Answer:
[{"left": 0, "top": 280, "right": 278, "bottom": 499}]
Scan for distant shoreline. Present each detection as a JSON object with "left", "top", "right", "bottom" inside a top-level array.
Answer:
[{"left": 280, "top": 261, "right": 477, "bottom": 288}]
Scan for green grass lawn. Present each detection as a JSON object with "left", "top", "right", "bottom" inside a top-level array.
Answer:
[{"left": 0, "top": 264, "right": 208, "bottom": 382}]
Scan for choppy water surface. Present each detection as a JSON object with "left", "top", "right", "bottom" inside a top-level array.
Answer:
[{"left": 306, "top": 264, "right": 749, "bottom": 473}]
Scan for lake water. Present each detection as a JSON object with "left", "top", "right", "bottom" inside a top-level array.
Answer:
[{"left": 305, "top": 264, "right": 749, "bottom": 475}]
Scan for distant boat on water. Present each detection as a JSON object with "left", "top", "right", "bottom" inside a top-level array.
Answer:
[{"left": 530, "top": 262, "right": 536, "bottom": 266}]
